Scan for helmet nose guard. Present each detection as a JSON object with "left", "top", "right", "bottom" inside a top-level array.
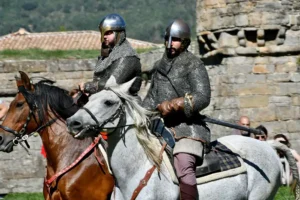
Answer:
[{"left": 165, "top": 19, "right": 191, "bottom": 49}]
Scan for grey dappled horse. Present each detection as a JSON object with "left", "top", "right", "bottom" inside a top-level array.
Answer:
[{"left": 67, "top": 77, "right": 300, "bottom": 200}]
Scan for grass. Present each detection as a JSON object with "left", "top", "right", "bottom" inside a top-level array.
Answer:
[
  {"left": 0, "top": 47, "right": 158, "bottom": 60},
  {"left": 0, "top": 49, "right": 99, "bottom": 60},
  {"left": 2, "top": 193, "right": 43, "bottom": 200},
  {"left": 0, "top": 186, "right": 294, "bottom": 200},
  {"left": 275, "top": 186, "right": 295, "bottom": 200}
]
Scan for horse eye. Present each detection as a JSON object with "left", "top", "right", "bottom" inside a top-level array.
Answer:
[
  {"left": 16, "top": 101, "right": 25, "bottom": 108},
  {"left": 104, "top": 100, "right": 115, "bottom": 106}
]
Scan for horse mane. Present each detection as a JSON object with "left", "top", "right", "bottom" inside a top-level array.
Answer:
[
  {"left": 111, "top": 89, "right": 162, "bottom": 168},
  {"left": 33, "top": 81, "right": 79, "bottom": 123}
]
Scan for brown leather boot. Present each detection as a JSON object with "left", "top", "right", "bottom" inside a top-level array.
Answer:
[{"left": 180, "top": 183, "right": 198, "bottom": 200}]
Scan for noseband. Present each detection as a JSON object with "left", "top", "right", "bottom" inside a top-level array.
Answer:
[
  {"left": 0, "top": 85, "right": 56, "bottom": 153},
  {"left": 79, "top": 88, "right": 134, "bottom": 134}
]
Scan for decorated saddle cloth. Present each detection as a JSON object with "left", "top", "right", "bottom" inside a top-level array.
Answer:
[{"left": 160, "top": 137, "right": 247, "bottom": 185}]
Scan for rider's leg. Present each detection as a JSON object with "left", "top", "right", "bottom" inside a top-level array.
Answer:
[{"left": 174, "top": 153, "right": 198, "bottom": 200}]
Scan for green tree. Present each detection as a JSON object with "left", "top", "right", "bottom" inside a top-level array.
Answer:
[{"left": 0, "top": 0, "right": 197, "bottom": 42}]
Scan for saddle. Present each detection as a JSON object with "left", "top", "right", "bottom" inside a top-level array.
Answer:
[{"left": 150, "top": 118, "right": 242, "bottom": 178}]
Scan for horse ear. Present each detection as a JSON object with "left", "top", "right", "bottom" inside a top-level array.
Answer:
[
  {"left": 118, "top": 77, "right": 137, "bottom": 94},
  {"left": 16, "top": 71, "right": 34, "bottom": 92},
  {"left": 105, "top": 76, "right": 118, "bottom": 88}
]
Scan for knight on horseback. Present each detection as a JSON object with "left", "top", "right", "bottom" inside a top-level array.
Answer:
[
  {"left": 142, "top": 19, "right": 211, "bottom": 200},
  {"left": 79, "top": 13, "right": 142, "bottom": 97}
]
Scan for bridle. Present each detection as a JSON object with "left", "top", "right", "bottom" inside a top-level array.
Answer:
[
  {"left": 78, "top": 88, "right": 136, "bottom": 135},
  {"left": 0, "top": 85, "right": 56, "bottom": 153}
]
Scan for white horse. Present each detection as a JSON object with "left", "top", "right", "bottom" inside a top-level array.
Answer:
[{"left": 67, "top": 78, "right": 300, "bottom": 200}]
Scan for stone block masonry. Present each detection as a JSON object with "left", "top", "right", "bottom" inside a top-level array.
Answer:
[
  {"left": 202, "top": 55, "right": 300, "bottom": 153},
  {"left": 197, "top": 0, "right": 300, "bottom": 154}
]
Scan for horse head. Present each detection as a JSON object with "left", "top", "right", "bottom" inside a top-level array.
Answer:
[
  {"left": 0, "top": 71, "right": 77, "bottom": 152},
  {"left": 0, "top": 71, "right": 39, "bottom": 152},
  {"left": 67, "top": 76, "right": 137, "bottom": 139}
]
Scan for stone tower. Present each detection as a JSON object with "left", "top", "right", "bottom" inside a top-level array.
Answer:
[{"left": 196, "top": 0, "right": 300, "bottom": 150}]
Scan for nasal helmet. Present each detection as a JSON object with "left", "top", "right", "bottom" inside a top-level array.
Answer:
[
  {"left": 164, "top": 19, "right": 191, "bottom": 49},
  {"left": 99, "top": 14, "right": 126, "bottom": 43}
]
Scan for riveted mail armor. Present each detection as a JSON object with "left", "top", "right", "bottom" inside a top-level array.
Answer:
[{"left": 142, "top": 51, "right": 211, "bottom": 143}]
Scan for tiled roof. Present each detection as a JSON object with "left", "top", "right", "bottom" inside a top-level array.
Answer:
[{"left": 0, "top": 28, "right": 162, "bottom": 51}]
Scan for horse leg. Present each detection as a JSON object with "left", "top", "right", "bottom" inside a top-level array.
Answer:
[
  {"left": 51, "top": 191, "right": 63, "bottom": 200},
  {"left": 43, "top": 182, "right": 50, "bottom": 200},
  {"left": 110, "top": 186, "right": 125, "bottom": 200}
]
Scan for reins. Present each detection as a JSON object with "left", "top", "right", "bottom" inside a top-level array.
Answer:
[{"left": 45, "top": 134, "right": 105, "bottom": 196}]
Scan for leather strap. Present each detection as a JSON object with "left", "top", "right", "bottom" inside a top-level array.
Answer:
[
  {"left": 45, "top": 135, "right": 102, "bottom": 188},
  {"left": 130, "top": 143, "right": 167, "bottom": 200},
  {"left": 130, "top": 165, "right": 156, "bottom": 200}
]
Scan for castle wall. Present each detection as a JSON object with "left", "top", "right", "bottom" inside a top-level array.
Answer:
[{"left": 196, "top": 0, "right": 300, "bottom": 151}]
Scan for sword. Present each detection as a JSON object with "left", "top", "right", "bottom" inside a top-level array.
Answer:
[{"left": 201, "top": 115, "right": 262, "bottom": 135}]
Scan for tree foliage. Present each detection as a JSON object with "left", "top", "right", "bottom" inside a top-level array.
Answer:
[{"left": 0, "top": 0, "right": 196, "bottom": 43}]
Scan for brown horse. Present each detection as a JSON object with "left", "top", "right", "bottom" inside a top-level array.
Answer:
[{"left": 0, "top": 71, "right": 114, "bottom": 200}]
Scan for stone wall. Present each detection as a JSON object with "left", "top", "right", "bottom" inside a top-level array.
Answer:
[
  {"left": 0, "top": 137, "right": 45, "bottom": 194},
  {"left": 196, "top": 0, "right": 300, "bottom": 151},
  {"left": 196, "top": 0, "right": 300, "bottom": 58},
  {"left": 203, "top": 55, "right": 300, "bottom": 147}
]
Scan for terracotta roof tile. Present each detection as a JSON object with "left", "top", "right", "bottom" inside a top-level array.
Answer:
[{"left": 0, "top": 28, "right": 162, "bottom": 51}]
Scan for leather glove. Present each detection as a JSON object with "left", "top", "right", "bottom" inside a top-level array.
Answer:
[
  {"left": 83, "top": 81, "right": 98, "bottom": 94},
  {"left": 157, "top": 100, "right": 173, "bottom": 116},
  {"left": 170, "top": 97, "right": 184, "bottom": 112}
]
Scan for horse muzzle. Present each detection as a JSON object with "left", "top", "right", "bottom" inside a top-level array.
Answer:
[
  {"left": 66, "top": 118, "right": 91, "bottom": 139},
  {"left": 0, "top": 132, "right": 15, "bottom": 152}
]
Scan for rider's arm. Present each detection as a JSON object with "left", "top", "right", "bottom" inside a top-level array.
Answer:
[
  {"left": 185, "top": 61, "right": 211, "bottom": 113},
  {"left": 157, "top": 61, "right": 211, "bottom": 117},
  {"left": 291, "top": 149, "right": 300, "bottom": 162}
]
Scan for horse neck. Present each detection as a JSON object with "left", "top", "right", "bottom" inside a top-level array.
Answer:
[
  {"left": 106, "top": 107, "right": 152, "bottom": 180},
  {"left": 39, "top": 116, "right": 93, "bottom": 175}
]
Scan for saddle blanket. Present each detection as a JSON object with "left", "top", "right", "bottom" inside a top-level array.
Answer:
[
  {"left": 98, "top": 138, "right": 247, "bottom": 185},
  {"left": 162, "top": 137, "right": 247, "bottom": 185}
]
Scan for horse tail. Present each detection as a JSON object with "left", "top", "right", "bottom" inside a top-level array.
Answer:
[{"left": 268, "top": 140, "right": 300, "bottom": 200}]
